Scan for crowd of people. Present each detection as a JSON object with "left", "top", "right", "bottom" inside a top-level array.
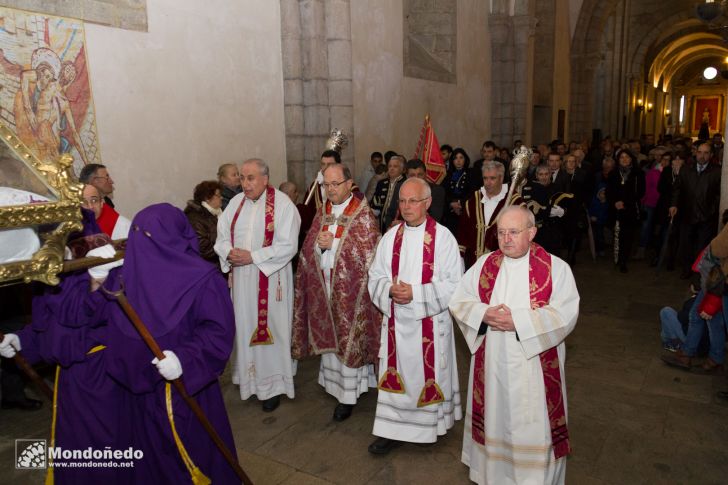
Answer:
[{"left": 0, "top": 129, "right": 725, "bottom": 484}]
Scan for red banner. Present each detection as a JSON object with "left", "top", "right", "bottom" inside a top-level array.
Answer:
[{"left": 413, "top": 115, "right": 446, "bottom": 185}]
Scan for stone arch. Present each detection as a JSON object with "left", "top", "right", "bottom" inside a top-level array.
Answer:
[
  {"left": 663, "top": 47, "right": 728, "bottom": 91},
  {"left": 627, "top": 11, "right": 704, "bottom": 81},
  {"left": 569, "top": 0, "right": 721, "bottom": 141},
  {"left": 569, "top": 0, "right": 620, "bottom": 141}
]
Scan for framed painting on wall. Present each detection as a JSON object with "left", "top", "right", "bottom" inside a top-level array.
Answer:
[
  {"left": 0, "top": 7, "right": 102, "bottom": 177},
  {"left": 691, "top": 95, "right": 723, "bottom": 136}
]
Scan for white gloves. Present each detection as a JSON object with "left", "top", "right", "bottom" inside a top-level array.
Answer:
[
  {"left": 0, "top": 333, "right": 20, "bottom": 358},
  {"left": 152, "top": 350, "right": 183, "bottom": 380},
  {"left": 87, "top": 244, "right": 123, "bottom": 281},
  {"left": 549, "top": 205, "right": 565, "bottom": 218}
]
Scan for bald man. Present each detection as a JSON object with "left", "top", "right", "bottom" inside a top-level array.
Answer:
[
  {"left": 367, "top": 177, "right": 462, "bottom": 454},
  {"left": 450, "top": 206, "right": 580, "bottom": 485},
  {"left": 81, "top": 184, "right": 131, "bottom": 240}
]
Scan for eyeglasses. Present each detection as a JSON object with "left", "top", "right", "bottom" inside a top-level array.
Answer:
[
  {"left": 398, "top": 197, "right": 430, "bottom": 206},
  {"left": 497, "top": 228, "right": 528, "bottom": 238},
  {"left": 322, "top": 180, "right": 349, "bottom": 189},
  {"left": 81, "top": 197, "right": 102, "bottom": 206}
]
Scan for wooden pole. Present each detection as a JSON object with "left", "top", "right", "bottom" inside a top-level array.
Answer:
[
  {"left": 113, "top": 292, "right": 252, "bottom": 485},
  {"left": 0, "top": 332, "right": 53, "bottom": 401}
]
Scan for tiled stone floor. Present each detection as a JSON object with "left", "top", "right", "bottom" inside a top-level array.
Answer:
[{"left": 2, "top": 255, "right": 727, "bottom": 484}]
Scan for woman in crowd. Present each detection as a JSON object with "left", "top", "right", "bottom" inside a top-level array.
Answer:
[
  {"left": 606, "top": 149, "right": 645, "bottom": 273},
  {"left": 442, "top": 147, "right": 471, "bottom": 235},
  {"left": 637, "top": 150, "right": 670, "bottom": 260},
  {"left": 654, "top": 150, "right": 685, "bottom": 269},
  {"left": 184, "top": 180, "right": 223, "bottom": 269}
]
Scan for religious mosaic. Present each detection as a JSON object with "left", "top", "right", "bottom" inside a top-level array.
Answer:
[{"left": 0, "top": 7, "right": 102, "bottom": 177}]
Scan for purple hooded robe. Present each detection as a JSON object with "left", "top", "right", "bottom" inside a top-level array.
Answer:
[{"left": 20, "top": 204, "right": 239, "bottom": 484}]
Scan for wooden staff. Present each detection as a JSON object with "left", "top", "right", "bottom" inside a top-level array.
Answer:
[
  {"left": 0, "top": 332, "right": 54, "bottom": 401},
  {"left": 613, "top": 220, "right": 621, "bottom": 265},
  {"left": 655, "top": 216, "right": 674, "bottom": 274},
  {"left": 303, "top": 179, "right": 319, "bottom": 206},
  {"left": 412, "top": 113, "right": 429, "bottom": 159},
  {"left": 108, "top": 290, "right": 252, "bottom": 485},
  {"left": 62, "top": 249, "right": 125, "bottom": 273}
]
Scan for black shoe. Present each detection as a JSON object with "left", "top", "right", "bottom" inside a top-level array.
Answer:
[
  {"left": 619, "top": 263, "right": 628, "bottom": 273},
  {"left": 261, "top": 395, "right": 280, "bottom": 412},
  {"left": 1, "top": 398, "right": 43, "bottom": 411},
  {"left": 716, "top": 391, "right": 728, "bottom": 402},
  {"left": 368, "top": 437, "right": 401, "bottom": 455},
  {"left": 333, "top": 403, "right": 354, "bottom": 422}
]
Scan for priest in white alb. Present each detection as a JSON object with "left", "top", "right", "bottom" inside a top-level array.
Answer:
[
  {"left": 215, "top": 158, "right": 301, "bottom": 412},
  {"left": 449, "top": 205, "right": 579, "bottom": 485},
  {"left": 367, "top": 177, "right": 463, "bottom": 455}
]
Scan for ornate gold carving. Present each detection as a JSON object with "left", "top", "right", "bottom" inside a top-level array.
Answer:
[
  {"left": 0, "top": 121, "right": 83, "bottom": 286},
  {"left": 0, "top": 202, "right": 80, "bottom": 229}
]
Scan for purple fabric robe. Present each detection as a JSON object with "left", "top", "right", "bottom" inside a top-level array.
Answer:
[
  {"left": 97, "top": 269, "right": 238, "bottom": 484},
  {"left": 17, "top": 272, "right": 129, "bottom": 484},
  {"left": 100, "top": 203, "right": 239, "bottom": 484},
  {"left": 21, "top": 204, "right": 239, "bottom": 484}
]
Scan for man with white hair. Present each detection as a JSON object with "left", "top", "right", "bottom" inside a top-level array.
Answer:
[
  {"left": 215, "top": 158, "right": 301, "bottom": 412},
  {"left": 449, "top": 205, "right": 580, "bottom": 485},
  {"left": 367, "top": 177, "right": 463, "bottom": 455},
  {"left": 457, "top": 160, "right": 524, "bottom": 269}
]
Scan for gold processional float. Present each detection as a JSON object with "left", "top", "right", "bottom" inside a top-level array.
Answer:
[{"left": 0, "top": 123, "right": 253, "bottom": 483}]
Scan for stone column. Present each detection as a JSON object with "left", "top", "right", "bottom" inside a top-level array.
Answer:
[
  {"left": 489, "top": 14, "right": 513, "bottom": 147},
  {"left": 512, "top": 14, "right": 536, "bottom": 143},
  {"left": 325, "top": 0, "right": 355, "bottom": 170},
  {"left": 300, "top": 0, "right": 330, "bottom": 185},
  {"left": 280, "top": 0, "right": 306, "bottom": 191},
  {"left": 489, "top": 13, "right": 535, "bottom": 147},
  {"left": 280, "top": 0, "right": 354, "bottom": 194},
  {"left": 569, "top": 56, "right": 598, "bottom": 142}
]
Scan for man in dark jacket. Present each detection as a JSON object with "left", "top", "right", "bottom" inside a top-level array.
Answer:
[
  {"left": 669, "top": 142, "right": 722, "bottom": 278},
  {"left": 371, "top": 155, "right": 405, "bottom": 232}
]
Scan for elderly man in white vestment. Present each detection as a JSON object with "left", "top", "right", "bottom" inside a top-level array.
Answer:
[
  {"left": 367, "top": 177, "right": 463, "bottom": 455},
  {"left": 215, "top": 158, "right": 301, "bottom": 412},
  {"left": 449, "top": 205, "right": 579, "bottom": 485}
]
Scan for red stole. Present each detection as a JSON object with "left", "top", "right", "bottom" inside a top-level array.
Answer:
[
  {"left": 321, "top": 195, "right": 361, "bottom": 238},
  {"left": 230, "top": 186, "right": 276, "bottom": 346},
  {"left": 96, "top": 203, "right": 120, "bottom": 237},
  {"left": 378, "top": 216, "right": 445, "bottom": 407},
  {"left": 473, "top": 242, "right": 570, "bottom": 459}
]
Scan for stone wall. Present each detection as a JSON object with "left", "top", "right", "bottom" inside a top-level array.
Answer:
[
  {"left": 83, "top": 0, "right": 286, "bottom": 216},
  {"left": 280, "top": 0, "right": 354, "bottom": 196},
  {"left": 350, "top": 0, "right": 490, "bottom": 168},
  {"left": 489, "top": 12, "right": 536, "bottom": 147},
  {"left": 2, "top": 0, "right": 147, "bottom": 31},
  {"left": 403, "top": 0, "right": 457, "bottom": 84}
]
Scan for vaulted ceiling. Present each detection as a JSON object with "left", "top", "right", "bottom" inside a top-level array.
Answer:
[{"left": 570, "top": 0, "right": 728, "bottom": 137}]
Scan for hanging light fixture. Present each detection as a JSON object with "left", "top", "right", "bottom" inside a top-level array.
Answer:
[{"left": 696, "top": 1, "right": 726, "bottom": 24}]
